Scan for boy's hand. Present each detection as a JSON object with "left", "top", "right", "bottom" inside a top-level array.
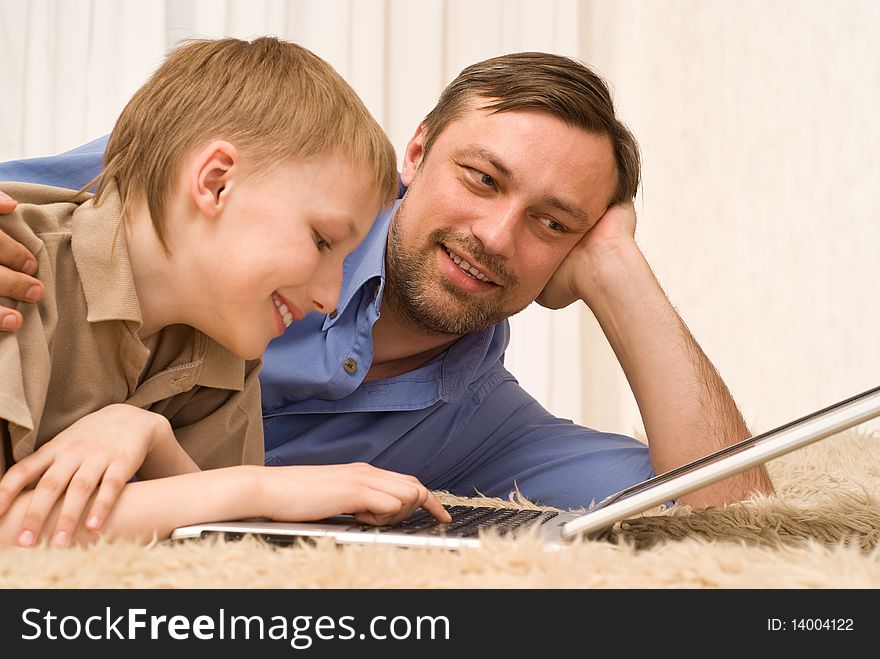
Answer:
[
  {"left": 0, "top": 404, "right": 175, "bottom": 547},
  {"left": 261, "top": 463, "right": 453, "bottom": 527},
  {"left": 0, "top": 192, "right": 43, "bottom": 331}
]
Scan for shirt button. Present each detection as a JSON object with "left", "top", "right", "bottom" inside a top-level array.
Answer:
[
  {"left": 343, "top": 358, "right": 358, "bottom": 374},
  {"left": 329, "top": 309, "right": 338, "bottom": 320}
]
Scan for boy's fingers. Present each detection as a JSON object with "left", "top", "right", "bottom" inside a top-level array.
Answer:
[
  {"left": 84, "top": 465, "right": 130, "bottom": 531},
  {"left": 368, "top": 474, "right": 451, "bottom": 523},
  {"left": 17, "top": 464, "right": 77, "bottom": 547},
  {"left": 51, "top": 467, "right": 104, "bottom": 547},
  {"left": 421, "top": 491, "right": 452, "bottom": 523},
  {"left": 353, "top": 489, "right": 404, "bottom": 526},
  {"left": 0, "top": 452, "right": 53, "bottom": 513}
]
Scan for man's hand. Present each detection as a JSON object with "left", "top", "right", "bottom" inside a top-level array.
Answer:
[
  {"left": 0, "top": 191, "right": 16, "bottom": 214},
  {"left": 0, "top": 191, "right": 43, "bottom": 331},
  {"left": 536, "top": 201, "right": 638, "bottom": 310},
  {"left": 537, "top": 199, "right": 772, "bottom": 506}
]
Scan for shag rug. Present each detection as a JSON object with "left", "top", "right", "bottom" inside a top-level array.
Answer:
[{"left": 1, "top": 428, "right": 878, "bottom": 588}]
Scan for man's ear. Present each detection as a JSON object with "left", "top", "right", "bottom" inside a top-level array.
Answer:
[
  {"left": 190, "top": 140, "right": 239, "bottom": 218},
  {"left": 400, "top": 123, "right": 429, "bottom": 187}
]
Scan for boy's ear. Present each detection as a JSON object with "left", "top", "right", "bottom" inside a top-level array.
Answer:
[
  {"left": 190, "top": 140, "right": 240, "bottom": 218},
  {"left": 400, "top": 123, "right": 428, "bottom": 187}
]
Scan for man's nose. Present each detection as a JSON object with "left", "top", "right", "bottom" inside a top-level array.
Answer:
[{"left": 470, "top": 205, "right": 518, "bottom": 259}]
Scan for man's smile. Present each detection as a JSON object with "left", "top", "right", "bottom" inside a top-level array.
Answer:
[{"left": 440, "top": 244, "right": 500, "bottom": 291}]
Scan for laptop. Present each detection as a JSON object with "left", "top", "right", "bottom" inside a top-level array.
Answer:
[{"left": 171, "top": 384, "right": 880, "bottom": 550}]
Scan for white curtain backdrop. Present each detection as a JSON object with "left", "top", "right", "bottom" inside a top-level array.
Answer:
[
  {"left": 2, "top": 0, "right": 878, "bottom": 437},
  {"left": 0, "top": 0, "right": 588, "bottom": 427},
  {"left": 579, "top": 0, "right": 880, "bottom": 436}
]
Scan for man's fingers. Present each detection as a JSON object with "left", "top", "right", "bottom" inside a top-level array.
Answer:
[
  {"left": 0, "top": 191, "right": 17, "bottom": 214},
  {"left": 0, "top": 214, "right": 41, "bottom": 329},
  {"left": 0, "top": 224, "right": 38, "bottom": 275},
  {"left": 0, "top": 262, "right": 43, "bottom": 302},
  {"left": 0, "top": 309, "right": 23, "bottom": 331}
]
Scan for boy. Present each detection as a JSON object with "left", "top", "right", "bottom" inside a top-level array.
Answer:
[{"left": 0, "top": 37, "right": 449, "bottom": 548}]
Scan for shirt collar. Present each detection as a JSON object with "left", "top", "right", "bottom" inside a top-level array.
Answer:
[
  {"left": 323, "top": 199, "right": 397, "bottom": 328},
  {"left": 71, "top": 188, "right": 143, "bottom": 325}
]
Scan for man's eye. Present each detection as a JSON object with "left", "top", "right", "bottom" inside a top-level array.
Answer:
[
  {"left": 315, "top": 233, "right": 332, "bottom": 251},
  {"left": 465, "top": 167, "right": 495, "bottom": 188},
  {"left": 539, "top": 217, "right": 566, "bottom": 233}
]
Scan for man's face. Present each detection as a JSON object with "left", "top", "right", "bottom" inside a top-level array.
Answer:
[{"left": 384, "top": 104, "right": 618, "bottom": 336}]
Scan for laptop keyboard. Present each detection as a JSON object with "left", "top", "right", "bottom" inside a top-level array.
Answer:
[{"left": 359, "top": 505, "right": 559, "bottom": 538}]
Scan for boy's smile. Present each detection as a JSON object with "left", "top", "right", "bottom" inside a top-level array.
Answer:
[{"left": 272, "top": 291, "right": 304, "bottom": 334}]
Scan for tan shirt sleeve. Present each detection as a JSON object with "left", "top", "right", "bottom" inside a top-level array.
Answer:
[{"left": 150, "top": 359, "right": 265, "bottom": 470}]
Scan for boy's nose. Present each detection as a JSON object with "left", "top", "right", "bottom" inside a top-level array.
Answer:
[{"left": 310, "top": 267, "right": 342, "bottom": 315}]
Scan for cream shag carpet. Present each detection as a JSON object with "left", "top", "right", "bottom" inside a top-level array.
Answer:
[{"left": 1, "top": 428, "right": 878, "bottom": 588}]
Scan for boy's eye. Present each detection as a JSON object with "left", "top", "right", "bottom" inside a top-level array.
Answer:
[{"left": 314, "top": 232, "right": 332, "bottom": 251}]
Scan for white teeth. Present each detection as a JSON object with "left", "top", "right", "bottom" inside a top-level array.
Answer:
[
  {"left": 272, "top": 293, "right": 294, "bottom": 328},
  {"left": 445, "top": 247, "right": 493, "bottom": 283}
]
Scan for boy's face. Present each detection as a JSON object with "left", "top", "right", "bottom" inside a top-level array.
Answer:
[
  {"left": 202, "top": 151, "right": 380, "bottom": 360},
  {"left": 386, "top": 105, "right": 617, "bottom": 336}
]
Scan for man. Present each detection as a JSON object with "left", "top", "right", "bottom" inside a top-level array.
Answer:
[{"left": 0, "top": 52, "right": 773, "bottom": 511}]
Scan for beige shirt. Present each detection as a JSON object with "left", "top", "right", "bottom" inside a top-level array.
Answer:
[{"left": 0, "top": 182, "right": 264, "bottom": 476}]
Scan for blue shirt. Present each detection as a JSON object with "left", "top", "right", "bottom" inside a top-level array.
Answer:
[{"left": 0, "top": 138, "right": 653, "bottom": 510}]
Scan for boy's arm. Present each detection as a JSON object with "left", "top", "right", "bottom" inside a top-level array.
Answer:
[{"left": 0, "top": 462, "right": 451, "bottom": 547}]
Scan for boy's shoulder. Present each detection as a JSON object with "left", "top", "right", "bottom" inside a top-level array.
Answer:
[
  {"left": 0, "top": 181, "right": 89, "bottom": 207},
  {"left": 0, "top": 182, "right": 91, "bottom": 245}
]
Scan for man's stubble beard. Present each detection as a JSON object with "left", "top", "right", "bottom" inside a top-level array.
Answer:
[{"left": 383, "top": 193, "right": 529, "bottom": 337}]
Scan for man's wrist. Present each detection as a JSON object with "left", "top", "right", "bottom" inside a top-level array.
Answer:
[{"left": 577, "top": 238, "right": 652, "bottom": 307}]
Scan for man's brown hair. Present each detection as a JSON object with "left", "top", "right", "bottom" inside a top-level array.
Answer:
[
  {"left": 94, "top": 36, "right": 398, "bottom": 250},
  {"left": 421, "top": 52, "right": 640, "bottom": 205}
]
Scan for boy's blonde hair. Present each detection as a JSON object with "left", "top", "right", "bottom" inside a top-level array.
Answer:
[{"left": 94, "top": 37, "right": 398, "bottom": 250}]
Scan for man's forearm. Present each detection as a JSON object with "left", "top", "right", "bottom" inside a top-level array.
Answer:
[
  {"left": 582, "top": 243, "right": 774, "bottom": 506},
  {"left": 0, "top": 466, "right": 263, "bottom": 547}
]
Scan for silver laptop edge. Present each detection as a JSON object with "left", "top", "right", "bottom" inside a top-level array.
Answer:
[
  {"left": 170, "top": 384, "right": 880, "bottom": 547},
  {"left": 561, "top": 384, "right": 880, "bottom": 539}
]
